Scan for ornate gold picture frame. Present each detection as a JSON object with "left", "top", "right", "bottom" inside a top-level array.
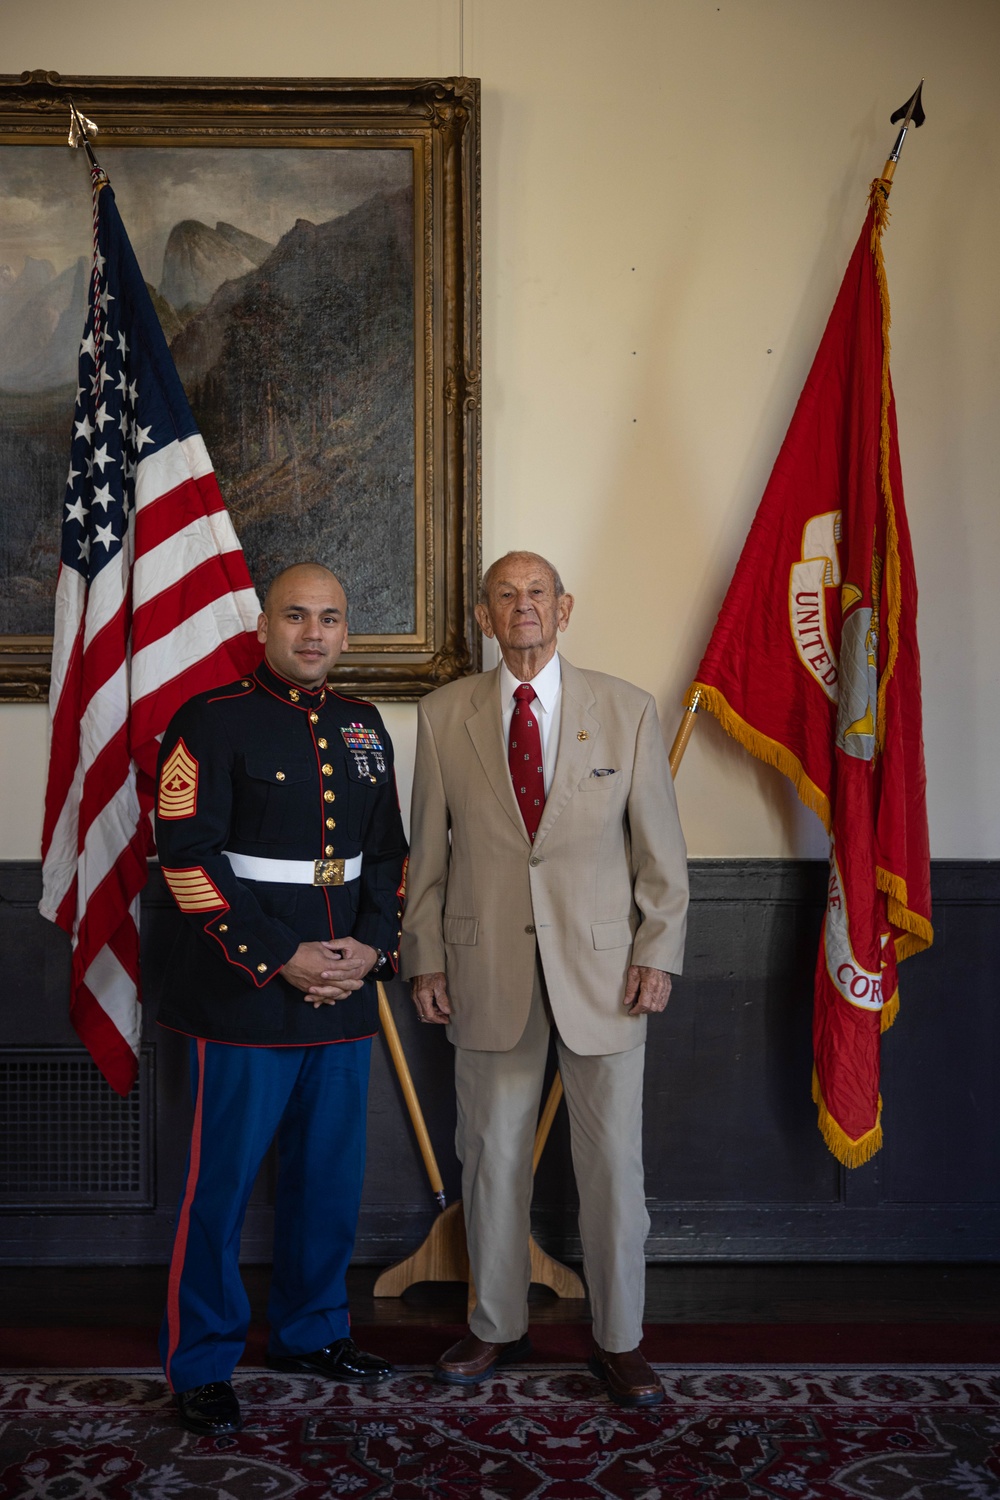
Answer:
[{"left": 0, "top": 71, "right": 481, "bottom": 700}]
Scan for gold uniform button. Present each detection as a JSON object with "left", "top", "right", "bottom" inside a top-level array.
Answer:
[
  {"left": 218, "top": 923, "right": 228, "bottom": 932},
  {"left": 289, "top": 689, "right": 300, "bottom": 701},
  {"left": 241, "top": 679, "right": 251, "bottom": 687},
  {"left": 310, "top": 712, "right": 319, "bottom": 724},
  {"left": 325, "top": 844, "right": 335, "bottom": 856},
  {"left": 238, "top": 944, "right": 248, "bottom": 953},
  {"left": 324, "top": 790, "right": 335, "bottom": 803},
  {"left": 317, "top": 738, "right": 328, "bottom": 749},
  {"left": 257, "top": 963, "right": 268, "bottom": 973},
  {"left": 322, "top": 763, "right": 333, "bottom": 776},
  {"left": 326, "top": 817, "right": 336, "bottom": 830},
  {"left": 276, "top": 771, "right": 286, "bottom": 782}
]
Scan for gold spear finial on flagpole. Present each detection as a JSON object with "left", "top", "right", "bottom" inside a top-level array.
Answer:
[{"left": 878, "top": 81, "right": 925, "bottom": 197}]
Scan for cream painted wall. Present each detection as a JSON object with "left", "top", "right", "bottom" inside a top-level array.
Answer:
[{"left": 3, "top": 0, "right": 998, "bottom": 860}]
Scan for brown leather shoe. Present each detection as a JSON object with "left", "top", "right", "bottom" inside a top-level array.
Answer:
[
  {"left": 588, "top": 1344, "right": 664, "bottom": 1407},
  {"left": 435, "top": 1330, "right": 532, "bottom": 1386}
]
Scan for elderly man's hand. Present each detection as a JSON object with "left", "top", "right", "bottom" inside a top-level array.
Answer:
[
  {"left": 411, "top": 971, "right": 453, "bottom": 1024},
  {"left": 623, "top": 965, "right": 672, "bottom": 1015}
]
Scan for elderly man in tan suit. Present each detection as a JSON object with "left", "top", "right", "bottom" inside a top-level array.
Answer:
[{"left": 401, "top": 551, "right": 688, "bottom": 1407}]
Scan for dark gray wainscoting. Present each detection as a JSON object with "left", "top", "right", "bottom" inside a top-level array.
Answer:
[{"left": 1, "top": 859, "right": 997, "bottom": 1265}]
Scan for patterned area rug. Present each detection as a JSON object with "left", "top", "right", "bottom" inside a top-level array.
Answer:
[{"left": 2, "top": 1365, "right": 1000, "bottom": 1499}]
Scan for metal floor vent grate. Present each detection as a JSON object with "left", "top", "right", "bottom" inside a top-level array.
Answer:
[{"left": 0, "top": 1048, "right": 153, "bottom": 1208}]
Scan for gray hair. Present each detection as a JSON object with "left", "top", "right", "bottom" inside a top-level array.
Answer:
[{"left": 478, "top": 551, "right": 565, "bottom": 607}]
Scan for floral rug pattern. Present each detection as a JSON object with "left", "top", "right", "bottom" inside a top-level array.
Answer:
[{"left": 2, "top": 1365, "right": 1000, "bottom": 1498}]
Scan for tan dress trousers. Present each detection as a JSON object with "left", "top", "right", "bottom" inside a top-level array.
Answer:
[{"left": 454, "top": 959, "right": 649, "bottom": 1352}]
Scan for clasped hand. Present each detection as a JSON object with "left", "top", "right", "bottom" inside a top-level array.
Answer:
[{"left": 283, "top": 938, "right": 378, "bottom": 1007}]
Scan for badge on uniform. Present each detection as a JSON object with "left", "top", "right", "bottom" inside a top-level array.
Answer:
[
  {"left": 341, "top": 722, "right": 387, "bottom": 778},
  {"left": 158, "top": 739, "right": 199, "bottom": 819}
]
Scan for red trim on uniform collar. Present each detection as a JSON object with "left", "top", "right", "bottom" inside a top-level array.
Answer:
[{"left": 255, "top": 659, "right": 329, "bottom": 709}]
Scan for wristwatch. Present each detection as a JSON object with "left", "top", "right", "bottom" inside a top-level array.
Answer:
[{"left": 369, "top": 947, "right": 391, "bottom": 979}]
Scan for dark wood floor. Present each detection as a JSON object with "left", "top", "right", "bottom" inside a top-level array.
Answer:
[{"left": 3, "top": 1262, "right": 999, "bottom": 1328}]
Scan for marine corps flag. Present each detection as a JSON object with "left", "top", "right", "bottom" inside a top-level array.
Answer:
[{"left": 690, "top": 182, "right": 932, "bottom": 1165}]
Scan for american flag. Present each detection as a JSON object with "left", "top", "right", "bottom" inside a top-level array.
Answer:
[{"left": 40, "top": 161, "right": 262, "bottom": 1095}]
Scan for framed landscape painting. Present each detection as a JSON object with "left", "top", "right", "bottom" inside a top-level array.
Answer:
[{"left": 0, "top": 72, "right": 481, "bottom": 700}]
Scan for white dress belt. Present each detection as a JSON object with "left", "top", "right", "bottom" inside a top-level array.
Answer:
[{"left": 223, "top": 851, "right": 363, "bottom": 886}]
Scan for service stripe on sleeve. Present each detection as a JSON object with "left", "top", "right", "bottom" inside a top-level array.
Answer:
[{"left": 162, "top": 866, "right": 227, "bottom": 913}]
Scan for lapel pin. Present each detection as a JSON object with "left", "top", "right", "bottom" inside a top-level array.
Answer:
[{"left": 577, "top": 730, "right": 589, "bottom": 741}]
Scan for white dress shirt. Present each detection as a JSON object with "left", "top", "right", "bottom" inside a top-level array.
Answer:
[{"left": 500, "top": 651, "right": 562, "bottom": 795}]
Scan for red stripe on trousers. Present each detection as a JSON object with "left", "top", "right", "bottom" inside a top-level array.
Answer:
[{"left": 165, "top": 1038, "right": 207, "bottom": 1390}]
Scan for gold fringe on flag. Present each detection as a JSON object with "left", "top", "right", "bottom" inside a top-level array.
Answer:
[
  {"left": 812, "top": 1067, "right": 884, "bottom": 1166},
  {"left": 877, "top": 865, "right": 934, "bottom": 958},
  {"left": 881, "top": 985, "right": 900, "bottom": 1032},
  {"left": 869, "top": 180, "right": 902, "bottom": 755},
  {"left": 686, "top": 681, "right": 832, "bottom": 831}
]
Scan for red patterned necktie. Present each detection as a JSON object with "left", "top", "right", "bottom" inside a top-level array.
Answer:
[{"left": 508, "top": 683, "right": 545, "bottom": 841}]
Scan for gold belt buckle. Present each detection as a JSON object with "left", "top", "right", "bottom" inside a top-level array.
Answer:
[{"left": 313, "top": 858, "right": 346, "bottom": 886}]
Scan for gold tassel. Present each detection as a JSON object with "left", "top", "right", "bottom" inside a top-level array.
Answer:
[
  {"left": 688, "top": 681, "right": 831, "bottom": 831},
  {"left": 812, "top": 1067, "right": 884, "bottom": 1166}
]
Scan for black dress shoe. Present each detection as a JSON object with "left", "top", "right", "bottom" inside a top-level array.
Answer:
[
  {"left": 266, "top": 1337, "right": 393, "bottom": 1383},
  {"left": 175, "top": 1379, "right": 242, "bottom": 1435}
]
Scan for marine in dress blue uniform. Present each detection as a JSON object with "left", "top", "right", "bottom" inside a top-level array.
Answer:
[{"left": 154, "top": 564, "right": 407, "bottom": 1435}]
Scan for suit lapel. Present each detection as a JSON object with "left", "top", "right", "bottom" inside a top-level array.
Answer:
[
  {"left": 534, "top": 657, "right": 599, "bottom": 847},
  {"left": 465, "top": 667, "right": 531, "bottom": 844}
]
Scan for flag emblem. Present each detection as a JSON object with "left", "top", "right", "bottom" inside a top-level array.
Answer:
[{"left": 157, "top": 740, "right": 199, "bottom": 819}]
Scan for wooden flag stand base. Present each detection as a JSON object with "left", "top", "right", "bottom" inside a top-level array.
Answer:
[
  {"left": 372, "top": 1057, "right": 585, "bottom": 1313},
  {"left": 374, "top": 693, "right": 700, "bottom": 1314},
  {"left": 371, "top": 1201, "right": 584, "bottom": 1313}
]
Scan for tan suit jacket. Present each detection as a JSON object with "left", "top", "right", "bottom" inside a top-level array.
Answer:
[{"left": 401, "top": 656, "right": 689, "bottom": 1055}]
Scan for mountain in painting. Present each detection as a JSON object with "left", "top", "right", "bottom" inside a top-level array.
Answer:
[
  {"left": 170, "top": 186, "right": 415, "bottom": 633},
  {"left": 158, "top": 219, "right": 275, "bottom": 316},
  {"left": 0, "top": 256, "right": 86, "bottom": 392},
  {"left": 214, "top": 222, "right": 274, "bottom": 266}
]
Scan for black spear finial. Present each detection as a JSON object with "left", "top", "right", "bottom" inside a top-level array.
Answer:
[
  {"left": 890, "top": 82, "right": 926, "bottom": 131},
  {"left": 878, "top": 81, "right": 926, "bottom": 195}
]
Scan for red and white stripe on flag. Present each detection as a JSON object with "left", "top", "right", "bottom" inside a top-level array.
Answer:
[{"left": 39, "top": 165, "right": 261, "bottom": 1096}]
